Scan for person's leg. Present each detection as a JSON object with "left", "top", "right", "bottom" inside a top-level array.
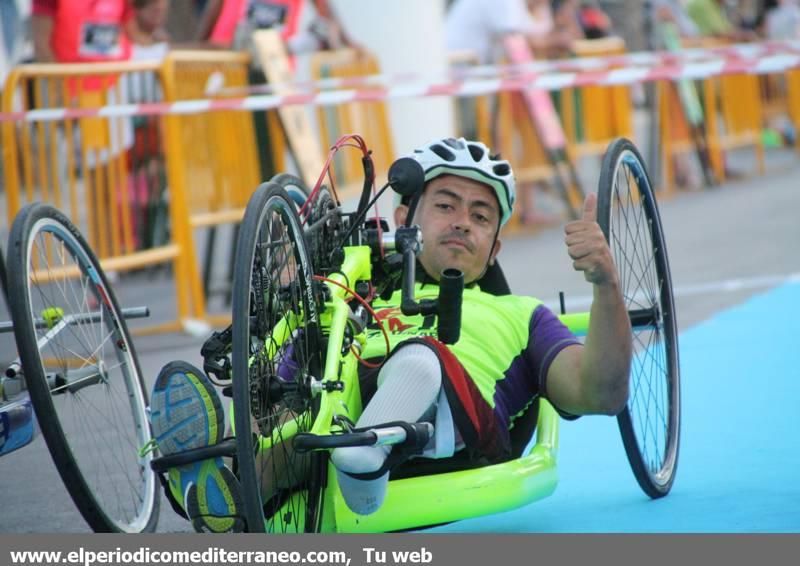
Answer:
[{"left": 331, "top": 342, "right": 454, "bottom": 515}]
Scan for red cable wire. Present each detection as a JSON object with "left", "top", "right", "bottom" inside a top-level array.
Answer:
[
  {"left": 312, "top": 274, "right": 390, "bottom": 367},
  {"left": 298, "top": 134, "right": 373, "bottom": 223}
]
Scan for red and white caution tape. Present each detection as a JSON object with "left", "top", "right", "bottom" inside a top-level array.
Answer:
[
  {"left": 217, "top": 39, "right": 800, "bottom": 96},
  {"left": 3, "top": 53, "right": 800, "bottom": 124}
]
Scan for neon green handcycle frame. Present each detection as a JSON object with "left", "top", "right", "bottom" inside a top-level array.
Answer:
[{"left": 216, "top": 136, "right": 679, "bottom": 533}]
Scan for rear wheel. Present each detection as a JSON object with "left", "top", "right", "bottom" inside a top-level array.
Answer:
[
  {"left": 7, "top": 203, "right": 159, "bottom": 532},
  {"left": 231, "top": 183, "right": 326, "bottom": 532},
  {"left": 596, "top": 138, "right": 681, "bottom": 498}
]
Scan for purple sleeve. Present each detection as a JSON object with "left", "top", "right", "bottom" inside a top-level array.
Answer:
[{"left": 527, "top": 304, "right": 582, "bottom": 419}]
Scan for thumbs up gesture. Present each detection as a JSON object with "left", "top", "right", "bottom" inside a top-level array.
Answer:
[{"left": 564, "top": 193, "right": 617, "bottom": 286}]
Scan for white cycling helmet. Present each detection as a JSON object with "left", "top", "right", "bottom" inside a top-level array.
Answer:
[{"left": 409, "top": 137, "right": 516, "bottom": 226}]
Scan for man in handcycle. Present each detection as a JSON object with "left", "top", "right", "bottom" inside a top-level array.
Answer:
[{"left": 149, "top": 137, "right": 632, "bottom": 531}]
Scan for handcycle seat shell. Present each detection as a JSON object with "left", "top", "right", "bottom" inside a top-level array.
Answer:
[{"left": 328, "top": 399, "right": 559, "bottom": 533}]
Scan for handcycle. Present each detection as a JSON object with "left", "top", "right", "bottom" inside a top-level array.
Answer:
[
  {"left": 152, "top": 135, "right": 680, "bottom": 533},
  {"left": 0, "top": 203, "right": 160, "bottom": 532}
]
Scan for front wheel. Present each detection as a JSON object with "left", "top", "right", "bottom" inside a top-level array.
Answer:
[
  {"left": 231, "top": 182, "right": 326, "bottom": 533},
  {"left": 596, "top": 138, "right": 681, "bottom": 498},
  {"left": 6, "top": 203, "right": 159, "bottom": 532}
]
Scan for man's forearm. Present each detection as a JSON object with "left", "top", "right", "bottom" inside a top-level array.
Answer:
[{"left": 580, "top": 281, "right": 632, "bottom": 414}]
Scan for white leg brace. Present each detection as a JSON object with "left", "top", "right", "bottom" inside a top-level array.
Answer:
[{"left": 331, "top": 343, "right": 456, "bottom": 515}]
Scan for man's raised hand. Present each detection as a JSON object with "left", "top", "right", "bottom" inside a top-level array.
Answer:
[{"left": 564, "top": 193, "right": 617, "bottom": 286}]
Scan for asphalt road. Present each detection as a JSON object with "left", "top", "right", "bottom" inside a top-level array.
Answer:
[{"left": 0, "top": 145, "right": 797, "bottom": 533}]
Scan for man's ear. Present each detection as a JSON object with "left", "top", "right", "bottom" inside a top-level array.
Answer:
[
  {"left": 394, "top": 204, "right": 409, "bottom": 228},
  {"left": 489, "top": 238, "right": 502, "bottom": 265}
]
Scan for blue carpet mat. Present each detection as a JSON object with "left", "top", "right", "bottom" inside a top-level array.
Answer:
[{"left": 431, "top": 282, "right": 800, "bottom": 532}]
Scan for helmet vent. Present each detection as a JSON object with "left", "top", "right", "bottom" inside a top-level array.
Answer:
[
  {"left": 430, "top": 144, "right": 456, "bottom": 161},
  {"left": 468, "top": 144, "right": 484, "bottom": 162},
  {"left": 493, "top": 163, "right": 510, "bottom": 176}
]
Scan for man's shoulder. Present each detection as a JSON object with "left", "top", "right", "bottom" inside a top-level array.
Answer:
[{"left": 465, "top": 286, "right": 544, "bottom": 316}]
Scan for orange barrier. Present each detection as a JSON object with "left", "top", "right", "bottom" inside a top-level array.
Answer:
[
  {"left": 163, "top": 51, "right": 262, "bottom": 228},
  {"left": 683, "top": 38, "right": 764, "bottom": 183},
  {"left": 703, "top": 72, "right": 766, "bottom": 181},
  {"left": 656, "top": 79, "right": 698, "bottom": 195},
  {"left": 785, "top": 69, "right": 800, "bottom": 151},
  {"left": 493, "top": 88, "right": 554, "bottom": 231},
  {"left": 561, "top": 37, "right": 634, "bottom": 159},
  {"left": 1, "top": 60, "right": 202, "bottom": 334}
]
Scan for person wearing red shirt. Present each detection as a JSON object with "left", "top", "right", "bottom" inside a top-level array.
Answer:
[
  {"left": 31, "top": 0, "right": 132, "bottom": 64},
  {"left": 196, "top": 0, "right": 359, "bottom": 53}
]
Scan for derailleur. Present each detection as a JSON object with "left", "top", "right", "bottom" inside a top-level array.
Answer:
[{"left": 201, "top": 325, "right": 232, "bottom": 385}]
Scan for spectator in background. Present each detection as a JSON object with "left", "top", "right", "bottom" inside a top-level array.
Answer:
[
  {"left": 765, "top": 0, "right": 800, "bottom": 39},
  {"left": 685, "top": 0, "right": 757, "bottom": 41},
  {"left": 650, "top": 0, "right": 699, "bottom": 44},
  {"left": 124, "top": 0, "right": 171, "bottom": 250},
  {"left": 1, "top": 0, "right": 22, "bottom": 67},
  {"left": 192, "top": 0, "right": 364, "bottom": 195},
  {"left": 31, "top": 0, "right": 131, "bottom": 64},
  {"left": 649, "top": 0, "right": 703, "bottom": 191},
  {"left": 196, "top": 0, "right": 361, "bottom": 54},
  {"left": 31, "top": 0, "right": 135, "bottom": 257},
  {"left": 550, "top": 0, "right": 588, "bottom": 44},
  {"left": 551, "top": 0, "right": 614, "bottom": 41},
  {"left": 577, "top": 1, "right": 613, "bottom": 39},
  {"left": 127, "top": 0, "right": 170, "bottom": 60},
  {"left": 446, "top": 0, "right": 573, "bottom": 64},
  {"left": 445, "top": 0, "right": 573, "bottom": 225},
  {"left": 0, "top": 8, "right": 7, "bottom": 93}
]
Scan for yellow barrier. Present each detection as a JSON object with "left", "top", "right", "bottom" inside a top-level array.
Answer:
[
  {"left": 160, "top": 50, "right": 273, "bottom": 328},
  {"left": 785, "top": 69, "right": 800, "bottom": 152},
  {"left": 703, "top": 72, "right": 765, "bottom": 181},
  {"left": 1, "top": 60, "right": 202, "bottom": 334},
  {"left": 163, "top": 50, "right": 262, "bottom": 227},
  {"left": 656, "top": 79, "right": 697, "bottom": 195},
  {"left": 561, "top": 37, "right": 634, "bottom": 158},
  {"left": 494, "top": 88, "right": 554, "bottom": 232},
  {"left": 683, "top": 38, "right": 764, "bottom": 183},
  {"left": 310, "top": 49, "right": 395, "bottom": 199}
]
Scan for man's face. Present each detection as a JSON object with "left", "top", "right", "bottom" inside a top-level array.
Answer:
[{"left": 394, "top": 175, "right": 503, "bottom": 284}]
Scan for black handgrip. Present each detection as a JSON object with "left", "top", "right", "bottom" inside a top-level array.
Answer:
[
  {"left": 388, "top": 157, "right": 425, "bottom": 198},
  {"left": 437, "top": 268, "right": 464, "bottom": 344},
  {"left": 395, "top": 226, "right": 423, "bottom": 316},
  {"left": 355, "top": 154, "right": 376, "bottom": 216},
  {"left": 400, "top": 248, "right": 419, "bottom": 315},
  {"left": 388, "top": 157, "right": 425, "bottom": 227}
]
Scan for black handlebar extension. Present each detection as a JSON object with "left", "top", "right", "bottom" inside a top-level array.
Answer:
[
  {"left": 395, "top": 226, "right": 463, "bottom": 344},
  {"left": 437, "top": 269, "right": 464, "bottom": 344}
]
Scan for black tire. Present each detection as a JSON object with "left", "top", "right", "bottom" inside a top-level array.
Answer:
[
  {"left": 232, "top": 183, "right": 326, "bottom": 533},
  {"left": 6, "top": 203, "right": 159, "bottom": 532},
  {"left": 0, "top": 242, "right": 9, "bottom": 310},
  {"left": 596, "top": 139, "right": 681, "bottom": 499},
  {"left": 271, "top": 173, "right": 311, "bottom": 209}
]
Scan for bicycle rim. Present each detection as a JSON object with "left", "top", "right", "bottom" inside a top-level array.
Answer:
[
  {"left": 232, "top": 184, "right": 325, "bottom": 533},
  {"left": 598, "top": 139, "right": 681, "bottom": 498},
  {"left": 7, "top": 204, "right": 159, "bottom": 532}
]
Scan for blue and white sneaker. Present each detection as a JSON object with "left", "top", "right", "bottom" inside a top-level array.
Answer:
[{"left": 150, "top": 361, "right": 244, "bottom": 532}]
